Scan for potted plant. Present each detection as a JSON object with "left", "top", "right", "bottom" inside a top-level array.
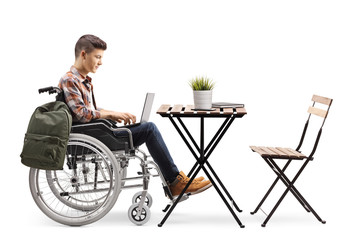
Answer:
[{"left": 189, "top": 76, "right": 215, "bottom": 110}]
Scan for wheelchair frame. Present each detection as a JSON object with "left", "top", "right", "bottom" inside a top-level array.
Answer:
[{"left": 28, "top": 87, "right": 181, "bottom": 226}]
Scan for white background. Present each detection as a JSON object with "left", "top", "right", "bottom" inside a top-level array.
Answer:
[{"left": 1, "top": 0, "right": 359, "bottom": 239}]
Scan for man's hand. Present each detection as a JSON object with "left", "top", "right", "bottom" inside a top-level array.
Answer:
[
  {"left": 100, "top": 109, "right": 136, "bottom": 125},
  {"left": 113, "top": 112, "right": 137, "bottom": 125}
]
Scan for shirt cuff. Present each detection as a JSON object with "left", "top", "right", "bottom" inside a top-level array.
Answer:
[{"left": 93, "top": 110, "right": 101, "bottom": 119}]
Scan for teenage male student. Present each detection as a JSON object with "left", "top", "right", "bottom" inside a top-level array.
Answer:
[{"left": 59, "top": 34, "right": 212, "bottom": 196}]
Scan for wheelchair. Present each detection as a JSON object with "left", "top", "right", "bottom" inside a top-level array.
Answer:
[{"left": 28, "top": 87, "right": 187, "bottom": 226}]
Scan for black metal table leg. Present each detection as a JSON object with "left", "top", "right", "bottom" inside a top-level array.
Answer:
[
  {"left": 201, "top": 166, "right": 245, "bottom": 228},
  {"left": 206, "top": 162, "right": 242, "bottom": 213},
  {"left": 158, "top": 166, "right": 201, "bottom": 227},
  {"left": 198, "top": 116, "right": 244, "bottom": 227},
  {"left": 159, "top": 115, "right": 245, "bottom": 228},
  {"left": 201, "top": 116, "right": 243, "bottom": 212}
]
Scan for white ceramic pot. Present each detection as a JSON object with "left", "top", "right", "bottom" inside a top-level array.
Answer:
[{"left": 193, "top": 90, "right": 212, "bottom": 109}]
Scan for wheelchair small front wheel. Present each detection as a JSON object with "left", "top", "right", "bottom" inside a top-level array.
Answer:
[
  {"left": 128, "top": 203, "right": 151, "bottom": 225},
  {"left": 132, "top": 191, "right": 153, "bottom": 208}
]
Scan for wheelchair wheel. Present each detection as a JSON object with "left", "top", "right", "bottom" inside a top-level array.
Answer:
[
  {"left": 128, "top": 203, "right": 151, "bottom": 225},
  {"left": 132, "top": 191, "right": 153, "bottom": 208},
  {"left": 29, "top": 133, "right": 122, "bottom": 226}
]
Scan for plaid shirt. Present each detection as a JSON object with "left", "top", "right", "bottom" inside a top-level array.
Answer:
[{"left": 59, "top": 66, "right": 101, "bottom": 123}]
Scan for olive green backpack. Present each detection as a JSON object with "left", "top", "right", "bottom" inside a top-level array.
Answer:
[{"left": 20, "top": 101, "right": 72, "bottom": 170}]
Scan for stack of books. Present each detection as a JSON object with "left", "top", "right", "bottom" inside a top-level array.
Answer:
[{"left": 212, "top": 102, "right": 245, "bottom": 108}]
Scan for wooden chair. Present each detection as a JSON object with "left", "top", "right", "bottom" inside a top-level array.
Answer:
[{"left": 249, "top": 94, "right": 333, "bottom": 227}]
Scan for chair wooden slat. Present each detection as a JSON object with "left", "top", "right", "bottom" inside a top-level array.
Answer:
[
  {"left": 268, "top": 147, "right": 287, "bottom": 158},
  {"left": 284, "top": 148, "right": 306, "bottom": 159},
  {"left": 251, "top": 146, "right": 279, "bottom": 158},
  {"left": 259, "top": 146, "right": 278, "bottom": 157},
  {"left": 250, "top": 146, "right": 269, "bottom": 156},
  {"left": 312, "top": 95, "right": 333, "bottom": 106},
  {"left": 251, "top": 145, "right": 307, "bottom": 159},
  {"left": 308, "top": 106, "right": 328, "bottom": 118},
  {"left": 276, "top": 147, "right": 298, "bottom": 158},
  {"left": 157, "top": 104, "right": 171, "bottom": 114}
]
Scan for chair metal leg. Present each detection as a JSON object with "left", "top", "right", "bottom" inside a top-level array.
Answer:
[
  {"left": 265, "top": 158, "right": 311, "bottom": 213},
  {"left": 250, "top": 160, "right": 292, "bottom": 215},
  {"left": 269, "top": 158, "right": 326, "bottom": 224},
  {"left": 260, "top": 158, "right": 326, "bottom": 227}
]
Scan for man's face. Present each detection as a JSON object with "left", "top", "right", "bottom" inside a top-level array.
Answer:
[{"left": 83, "top": 48, "right": 104, "bottom": 74}]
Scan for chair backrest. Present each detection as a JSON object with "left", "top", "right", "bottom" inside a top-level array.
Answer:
[
  {"left": 307, "top": 95, "right": 333, "bottom": 119},
  {"left": 296, "top": 94, "right": 333, "bottom": 159}
]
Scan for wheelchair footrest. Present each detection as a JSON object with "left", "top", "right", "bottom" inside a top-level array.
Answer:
[{"left": 173, "top": 193, "right": 190, "bottom": 203}]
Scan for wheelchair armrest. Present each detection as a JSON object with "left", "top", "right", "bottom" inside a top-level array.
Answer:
[
  {"left": 71, "top": 119, "right": 134, "bottom": 151},
  {"left": 72, "top": 118, "right": 118, "bottom": 128}
]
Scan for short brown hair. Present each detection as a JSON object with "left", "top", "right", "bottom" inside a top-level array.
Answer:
[{"left": 75, "top": 34, "right": 107, "bottom": 58}]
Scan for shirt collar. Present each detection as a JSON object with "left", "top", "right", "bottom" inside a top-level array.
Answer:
[{"left": 70, "top": 66, "right": 92, "bottom": 83}]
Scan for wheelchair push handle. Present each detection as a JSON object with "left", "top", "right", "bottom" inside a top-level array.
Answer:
[{"left": 38, "top": 86, "right": 61, "bottom": 95}]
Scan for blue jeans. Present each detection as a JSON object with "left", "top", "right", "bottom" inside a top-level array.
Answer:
[{"left": 114, "top": 122, "right": 179, "bottom": 182}]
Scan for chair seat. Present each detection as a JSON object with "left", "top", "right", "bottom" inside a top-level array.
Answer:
[{"left": 250, "top": 146, "right": 307, "bottom": 160}]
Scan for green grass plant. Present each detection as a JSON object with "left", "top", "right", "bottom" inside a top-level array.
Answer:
[{"left": 189, "top": 76, "right": 215, "bottom": 91}]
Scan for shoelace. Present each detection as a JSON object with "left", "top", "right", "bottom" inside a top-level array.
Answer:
[{"left": 178, "top": 175, "right": 201, "bottom": 184}]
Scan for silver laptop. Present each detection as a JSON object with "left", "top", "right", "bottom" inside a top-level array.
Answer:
[{"left": 123, "top": 92, "right": 155, "bottom": 128}]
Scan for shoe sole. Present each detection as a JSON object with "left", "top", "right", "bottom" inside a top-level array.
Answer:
[{"left": 189, "top": 182, "right": 213, "bottom": 196}]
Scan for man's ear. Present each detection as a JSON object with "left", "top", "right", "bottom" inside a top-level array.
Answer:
[{"left": 81, "top": 50, "right": 87, "bottom": 59}]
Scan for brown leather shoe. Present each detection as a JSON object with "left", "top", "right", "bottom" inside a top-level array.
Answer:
[
  {"left": 169, "top": 171, "right": 212, "bottom": 197},
  {"left": 181, "top": 171, "right": 204, "bottom": 182}
]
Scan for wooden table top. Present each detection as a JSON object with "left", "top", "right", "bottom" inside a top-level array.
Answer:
[{"left": 157, "top": 104, "right": 247, "bottom": 117}]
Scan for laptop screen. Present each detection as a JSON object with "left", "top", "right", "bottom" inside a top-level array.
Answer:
[{"left": 140, "top": 93, "right": 155, "bottom": 123}]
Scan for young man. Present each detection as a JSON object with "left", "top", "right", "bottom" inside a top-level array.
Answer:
[{"left": 59, "top": 34, "right": 212, "bottom": 197}]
